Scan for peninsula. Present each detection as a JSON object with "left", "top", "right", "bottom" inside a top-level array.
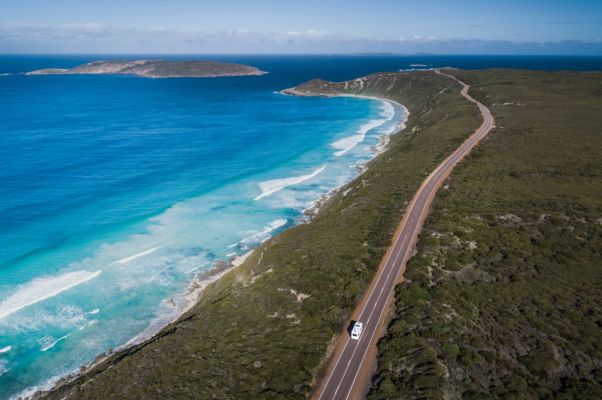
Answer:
[{"left": 26, "top": 59, "right": 266, "bottom": 78}]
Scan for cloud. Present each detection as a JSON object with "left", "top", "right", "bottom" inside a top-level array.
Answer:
[
  {"left": 460, "top": 24, "right": 491, "bottom": 28},
  {"left": 0, "top": 22, "right": 601, "bottom": 54},
  {"left": 545, "top": 21, "right": 579, "bottom": 25}
]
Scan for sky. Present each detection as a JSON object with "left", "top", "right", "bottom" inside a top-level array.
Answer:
[{"left": 1, "top": 0, "right": 601, "bottom": 54}]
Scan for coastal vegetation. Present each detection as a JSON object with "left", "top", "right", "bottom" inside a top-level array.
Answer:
[
  {"left": 39, "top": 71, "right": 482, "bottom": 399},
  {"left": 368, "top": 70, "right": 602, "bottom": 399}
]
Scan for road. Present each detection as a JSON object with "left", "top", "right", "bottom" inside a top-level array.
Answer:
[{"left": 314, "top": 70, "right": 495, "bottom": 400}]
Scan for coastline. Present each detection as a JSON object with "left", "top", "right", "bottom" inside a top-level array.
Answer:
[
  {"left": 131, "top": 94, "right": 408, "bottom": 344},
  {"left": 28, "top": 69, "right": 497, "bottom": 400},
  {"left": 279, "top": 89, "right": 409, "bottom": 156},
  {"left": 302, "top": 95, "right": 409, "bottom": 218},
  {"left": 338, "top": 94, "right": 409, "bottom": 155},
  {"left": 27, "top": 92, "right": 409, "bottom": 400}
]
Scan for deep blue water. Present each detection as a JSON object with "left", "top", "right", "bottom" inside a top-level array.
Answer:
[{"left": 0, "top": 55, "right": 600, "bottom": 398}]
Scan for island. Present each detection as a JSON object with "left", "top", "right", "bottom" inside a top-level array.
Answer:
[{"left": 26, "top": 59, "right": 267, "bottom": 78}]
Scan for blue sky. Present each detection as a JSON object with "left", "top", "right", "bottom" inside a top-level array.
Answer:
[{"left": 1, "top": 0, "right": 601, "bottom": 54}]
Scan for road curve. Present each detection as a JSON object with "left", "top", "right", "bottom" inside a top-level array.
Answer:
[{"left": 314, "top": 70, "right": 495, "bottom": 400}]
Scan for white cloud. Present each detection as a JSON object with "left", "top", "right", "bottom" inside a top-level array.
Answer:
[{"left": 0, "top": 22, "right": 600, "bottom": 54}]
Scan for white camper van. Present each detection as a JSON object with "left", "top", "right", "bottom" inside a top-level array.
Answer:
[{"left": 350, "top": 321, "right": 363, "bottom": 340}]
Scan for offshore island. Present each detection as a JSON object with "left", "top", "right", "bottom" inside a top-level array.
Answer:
[
  {"left": 35, "top": 68, "right": 602, "bottom": 399},
  {"left": 26, "top": 59, "right": 267, "bottom": 78}
]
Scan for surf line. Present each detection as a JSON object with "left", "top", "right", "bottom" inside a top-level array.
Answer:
[
  {"left": 0, "top": 270, "right": 102, "bottom": 321},
  {"left": 113, "top": 246, "right": 160, "bottom": 265},
  {"left": 255, "top": 164, "right": 326, "bottom": 201}
]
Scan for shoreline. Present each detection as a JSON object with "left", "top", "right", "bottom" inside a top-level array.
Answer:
[
  {"left": 27, "top": 92, "right": 409, "bottom": 400},
  {"left": 123, "top": 94, "right": 409, "bottom": 348},
  {"left": 302, "top": 95, "right": 409, "bottom": 219},
  {"left": 338, "top": 94, "right": 409, "bottom": 154}
]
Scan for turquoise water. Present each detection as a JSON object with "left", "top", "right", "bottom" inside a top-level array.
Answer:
[
  {"left": 0, "top": 56, "right": 405, "bottom": 398},
  {"left": 1, "top": 54, "right": 601, "bottom": 398}
]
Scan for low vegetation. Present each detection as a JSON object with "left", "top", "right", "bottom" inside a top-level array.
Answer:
[
  {"left": 40, "top": 72, "right": 481, "bottom": 399},
  {"left": 368, "top": 70, "right": 602, "bottom": 399}
]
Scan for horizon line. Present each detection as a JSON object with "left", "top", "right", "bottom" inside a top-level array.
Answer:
[{"left": 2, "top": 52, "right": 602, "bottom": 57}]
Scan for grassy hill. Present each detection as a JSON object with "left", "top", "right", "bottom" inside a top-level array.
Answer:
[{"left": 368, "top": 70, "right": 602, "bottom": 399}]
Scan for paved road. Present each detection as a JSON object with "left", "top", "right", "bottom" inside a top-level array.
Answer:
[{"left": 315, "top": 70, "right": 495, "bottom": 400}]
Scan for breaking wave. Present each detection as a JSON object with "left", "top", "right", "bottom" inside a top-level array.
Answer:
[
  {"left": 331, "top": 101, "right": 396, "bottom": 157},
  {"left": 113, "top": 246, "right": 160, "bottom": 264},
  {"left": 255, "top": 165, "right": 326, "bottom": 200},
  {"left": 0, "top": 270, "right": 101, "bottom": 321},
  {"left": 38, "top": 333, "right": 72, "bottom": 352}
]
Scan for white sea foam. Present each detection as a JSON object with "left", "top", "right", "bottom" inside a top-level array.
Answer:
[
  {"left": 331, "top": 118, "right": 388, "bottom": 156},
  {"left": 0, "top": 359, "right": 9, "bottom": 376},
  {"left": 1, "top": 305, "right": 88, "bottom": 335},
  {"left": 331, "top": 135, "right": 361, "bottom": 157},
  {"left": 269, "top": 218, "right": 288, "bottom": 230},
  {"left": 78, "top": 320, "right": 98, "bottom": 331},
  {"left": 113, "top": 246, "right": 160, "bottom": 264},
  {"left": 255, "top": 165, "right": 326, "bottom": 200},
  {"left": 13, "top": 374, "right": 65, "bottom": 400},
  {"left": 379, "top": 101, "right": 395, "bottom": 119},
  {"left": 331, "top": 105, "right": 393, "bottom": 157},
  {"left": 186, "top": 262, "right": 211, "bottom": 274},
  {"left": 0, "top": 346, "right": 11, "bottom": 354},
  {"left": 0, "top": 270, "right": 101, "bottom": 321},
  {"left": 38, "top": 333, "right": 71, "bottom": 352},
  {"left": 241, "top": 219, "right": 288, "bottom": 244}
]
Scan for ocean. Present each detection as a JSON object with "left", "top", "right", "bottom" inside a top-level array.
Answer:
[{"left": 0, "top": 54, "right": 601, "bottom": 398}]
